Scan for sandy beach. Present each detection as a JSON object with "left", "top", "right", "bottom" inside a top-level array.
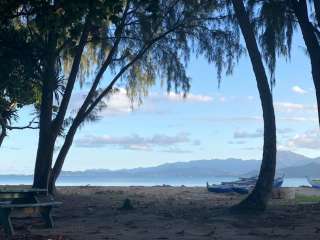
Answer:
[{"left": 1, "top": 186, "right": 320, "bottom": 240}]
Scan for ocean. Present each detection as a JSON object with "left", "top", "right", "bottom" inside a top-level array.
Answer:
[{"left": 0, "top": 175, "right": 311, "bottom": 187}]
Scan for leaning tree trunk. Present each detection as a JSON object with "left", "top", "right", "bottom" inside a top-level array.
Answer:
[
  {"left": 48, "top": 117, "right": 81, "bottom": 194},
  {"left": 291, "top": 0, "right": 320, "bottom": 127},
  {"left": 0, "top": 117, "right": 6, "bottom": 147},
  {"left": 231, "top": 0, "right": 277, "bottom": 212}
]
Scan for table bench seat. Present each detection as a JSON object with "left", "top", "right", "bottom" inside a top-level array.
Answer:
[
  {"left": 0, "top": 189, "right": 62, "bottom": 237},
  {"left": 0, "top": 201, "right": 62, "bottom": 208}
]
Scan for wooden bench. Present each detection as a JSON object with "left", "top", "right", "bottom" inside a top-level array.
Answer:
[
  {"left": 0, "top": 201, "right": 62, "bottom": 236},
  {"left": 0, "top": 188, "right": 62, "bottom": 236}
]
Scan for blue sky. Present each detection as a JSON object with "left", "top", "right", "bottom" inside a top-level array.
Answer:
[{"left": 1, "top": 33, "right": 319, "bottom": 174}]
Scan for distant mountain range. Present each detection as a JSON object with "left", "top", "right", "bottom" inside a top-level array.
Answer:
[{"left": 58, "top": 151, "right": 320, "bottom": 178}]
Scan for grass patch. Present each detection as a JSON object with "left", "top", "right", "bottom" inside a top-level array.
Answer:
[{"left": 295, "top": 194, "right": 320, "bottom": 203}]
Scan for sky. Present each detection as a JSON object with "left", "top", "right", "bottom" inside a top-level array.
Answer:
[{"left": 1, "top": 33, "right": 320, "bottom": 174}]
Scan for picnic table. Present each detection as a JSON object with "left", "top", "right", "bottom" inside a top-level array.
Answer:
[{"left": 0, "top": 188, "right": 62, "bottom": 236}]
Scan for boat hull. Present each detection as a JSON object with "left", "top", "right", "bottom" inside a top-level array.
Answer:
[
  {"left": 207, "top": 176, "right": 284, "bottom": 194},
  {"left": 306, "top": 177, "right": 320, "bottom": 189}
]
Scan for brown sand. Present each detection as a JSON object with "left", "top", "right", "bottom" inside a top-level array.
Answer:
[{"left": 1, "top": 186, "right": 320, "bottom": 240}]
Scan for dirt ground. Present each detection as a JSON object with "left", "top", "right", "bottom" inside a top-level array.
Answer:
[{"left": 1, "top": 186, "right": 320, "bottom": 240}]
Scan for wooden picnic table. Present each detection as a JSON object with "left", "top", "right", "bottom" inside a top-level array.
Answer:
[
  {"left": 0, "top": 188, "right": 48, "bottom": 203},
  {"left": 0, "top": 188, "right": 62, "bottom": 236}
]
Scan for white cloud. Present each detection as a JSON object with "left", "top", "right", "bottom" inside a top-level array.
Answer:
[
  {"left": 228, "top": 140, "right": 247, "bottom": 145},
  {"left": 69, "top": 89, "right": 214, "bottom": 117},
  {"left": 233, "top": 128, "right": 294, "bottom": 140},
  {"left": 234, "top": 129, "right": 263, "bottom": 139},
  {"left": 164, "top": 92, "right": 213, "bottom": 102},
  {"left": 274, "top": 102, "right": 317, "bottom": 113},
  {"left": 277, "top": 128, "right": 294, "bottom": 134},
  {"left": 286, "top": 129, "right": 320, "bottom": 149},
  {"left": 68, "top": 89, "right": 133, "bottom": 116},
  {"left": 75, "top": 132, "right": 198, "bottom": 152},
  {"left": 292, "top": 85, "right": 307, "bottom": 95},
  {"left": 200, "top": 116, "right": 263, "bottom": 123},
  {"left": 219, "top": 96, "right": 226, "bottom": 102},
  {"left": 278, "top": 116, "right": 317, "bottom": 122}
]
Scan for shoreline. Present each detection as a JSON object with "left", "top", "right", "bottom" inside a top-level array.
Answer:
[{"left": 1, "top": 186, "right": 320, "bottom": 239}]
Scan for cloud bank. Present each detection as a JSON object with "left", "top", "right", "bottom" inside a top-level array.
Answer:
[{"left": 75, "top": 132, "right": 200, "bottom": 153}]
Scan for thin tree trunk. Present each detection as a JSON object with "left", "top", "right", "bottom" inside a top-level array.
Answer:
[
  {"left": 231, "top": 0, "right": 277, "bottom": 212},
  {"left": 48, "top": 117, "right": 82, "bottom": 194},
  {"left": 313, "top": 0, "right": 320, "bottom": 26},
  {"left": 33, "top": 32, "right": 57, "bottom": 189},
  {"left": 0, "top": 117, "right": 6, "bottom": 147},
  {"left": 291, "top": 0, "right": 320, "bottom": 127}
]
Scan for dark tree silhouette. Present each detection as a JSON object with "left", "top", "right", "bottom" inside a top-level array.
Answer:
[
  {"left": 5, "top": 1, "right": 241, "bottom": 191},
  {"left": 0, "top": 9, "right": 41, "bottom": 147},
  {"left": 231, "top": 0, "right": 277, "bottom": 212}
]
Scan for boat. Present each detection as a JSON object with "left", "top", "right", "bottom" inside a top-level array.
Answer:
[
  {"left": 207, "top": 175, "right": 284, "bottom": 194},
  {"left": 206, "top": 182, "right": 236, "bottom": 193},
  {"left": 231, "top": 185, "right": 251, "bottom": 194},
  {"left": 306, "top": 177, "right": 320, "bottom": 189},
  {"left": 273, "top": 176, "right": 284, "bottom": 188},
  {"left": 206, "top": 182, "right": 253, "bottom": 194}
]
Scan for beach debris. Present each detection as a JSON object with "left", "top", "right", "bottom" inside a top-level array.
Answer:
[{"left": 118, "top": 198, "right": 134, "bottom": 210}]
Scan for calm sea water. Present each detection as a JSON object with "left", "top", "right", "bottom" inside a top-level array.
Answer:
[{"left": 0, "top": 175, "right": 311, "bottom": 187}]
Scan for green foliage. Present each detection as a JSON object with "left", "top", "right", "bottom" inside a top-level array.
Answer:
[
  {"left": 1, "top": 0, "right": 243, "bottom": 136},
  {"left": 0, "top": 12, "right": 41, "bottom": 126},
  {"left": 49, "top": 0, "right": 242, "bottom": 132},
  {"left": 246, "top": 0, "right": 296, "bottom": 88}
]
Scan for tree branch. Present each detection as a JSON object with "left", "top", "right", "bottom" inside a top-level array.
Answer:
[
  {"left": 7, "top": 117, "right": 39, "bottom": 130},
  {"left": 72, "top": 2, "right": 131, "bottom": 119},
  {"left": 52, "top": 12, "right": 92, "bottom": 134},
  {"left": 82, "top": 23, "right": 182, "bottom": 120},
  {"left": 314, "top": 0, "right": 320, "bottom": 26}
]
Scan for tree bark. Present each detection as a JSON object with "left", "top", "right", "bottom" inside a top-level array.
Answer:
[
  {"left": 32, "top": 32, "right": 57, "bottom": 189},
  {"left": 291, "top": 0, "right": 320, "bottom": 127},
  {"left": 313, "top": 0, "right": 320, "bottom": 26},
  {"left": 48, "top": 116, "right": 82, "bottom": 194},
  {"left": 0, "top": 117, "right": 6, "bottom": 147},
  {"left": 231, "top": 0, "right": 277, "bottom": 212}
]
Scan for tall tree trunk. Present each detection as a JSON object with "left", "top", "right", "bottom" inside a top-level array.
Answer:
[
  {"left": 231, "top": 0, "right": 277, "bottom": 212},
  {"left": 291, "top": 0, "right": 320, "bottom": 127},
  {"left": 32, "top": 33, "right": 57, "bottom": 189}
]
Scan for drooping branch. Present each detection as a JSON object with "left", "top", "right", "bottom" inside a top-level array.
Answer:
[
  {"left": 83, "top": 25, "right": 183, "bottom": 120},
  {"left": 70, "top": 2, "right": 131, "bottom": 119},
  {"left": 7, "top": 117, "right": 39, "bottom": 130},
  {"left": 314, "top": 0, "right": 320, "bottom": 27}
]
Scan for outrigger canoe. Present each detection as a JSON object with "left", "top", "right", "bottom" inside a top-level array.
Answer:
[
  {"left": 207, "top": 175, "right": 284, "bottom": 194},
  {"left": 306, "top": 177, "right": 320, "bottom": 189}
]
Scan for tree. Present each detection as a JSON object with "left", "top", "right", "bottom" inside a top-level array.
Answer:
[
  {"left": 290, "top": 0, "right": 320, "bottom": 127},
  {"left": 231, "top": 0, "right": 277, "bottom": 212},
  {"left": 0, "top": 10, "right": 41, "bottom": 147},
  {"left": 10, "top": 0, "right": 241, "bottom": 192}
]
